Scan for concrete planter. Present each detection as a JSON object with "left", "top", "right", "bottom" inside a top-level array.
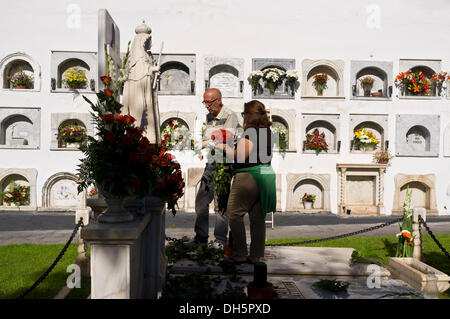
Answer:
[{"left": 388, "top": 257, "right": 450, "bottom": 294}]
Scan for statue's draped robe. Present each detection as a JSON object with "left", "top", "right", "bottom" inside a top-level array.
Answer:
[{"left": 122, "top": 34, "right": 160, "bottom": 144}]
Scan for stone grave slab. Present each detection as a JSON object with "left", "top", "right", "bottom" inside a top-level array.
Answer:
[{"left": 169, "top": 246, "right": 390, "bottom": 278}]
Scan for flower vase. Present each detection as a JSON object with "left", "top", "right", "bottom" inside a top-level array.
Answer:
[
  {"left": 362, "top": 145, "right": 376, "bottom": 152},
  {"left": 97, "top": 185, "right": 134, "bottom": 223},
  {"left": 316, "top": 86, "right": 323, "bottom": 96},
  {"left": 363, "top": 86, "right": 371, "bottom": 97},
  {"left": 303, "top": 201, "right": 313, "bottom": 210},
  {"left": 268, "top": 82, "right": 276, "bottom": 95},
  {"left": 66, "top": 142, "right": 81, "bottom": 149},
  {"left": 14, "top": 85, "right": 26, "bottom": 89}
]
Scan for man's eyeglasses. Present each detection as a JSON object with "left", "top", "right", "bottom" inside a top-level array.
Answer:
[{"left": 202, "top": 98, "right": 218, "bottom": 105}]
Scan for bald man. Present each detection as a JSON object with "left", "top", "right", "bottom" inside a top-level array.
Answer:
[{"left": 185, "top": 88, "right": 239, "bottom": 248}]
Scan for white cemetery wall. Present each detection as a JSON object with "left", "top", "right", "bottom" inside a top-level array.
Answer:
[{"left": 1, "top": 0, "right": 449, "bottom": 214}]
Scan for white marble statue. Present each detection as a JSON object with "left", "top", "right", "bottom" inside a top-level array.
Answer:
[{"left": 122, "top": 21, "right": 161, "bottom": 144}]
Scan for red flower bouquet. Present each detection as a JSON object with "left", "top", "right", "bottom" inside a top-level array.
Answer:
[{"left": 305, "top": 129, "right": 328, "bottom": 154}]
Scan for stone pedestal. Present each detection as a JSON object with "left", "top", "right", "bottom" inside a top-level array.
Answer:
[{"left": 81, "top": 196, "right": 166, "bottom": 299}]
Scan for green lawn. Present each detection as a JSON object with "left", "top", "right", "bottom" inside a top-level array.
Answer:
[
  {"left": 0, "top": 244, "right": 90, "bottom": 299},
  {"left": 1, "top": 234, "right": 449, "bottom": 299}
]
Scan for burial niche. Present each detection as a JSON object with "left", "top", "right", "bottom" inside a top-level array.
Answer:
[
  {"left": 207, "top": 64, "right": 240, "bottom": 97},
  {"left": 159, "top": 61, "right": 192, "bottom": 94},
  {"left": 272, "top": 116, "right": 289, "bottom": 152},
  {"left": 351, "top": 121, "right": 384, "bottom": 152},
  {"left": 57, "top": 119, "right": 87, "bottom": 148},
  {"left": 42, "top": 172, "right": 85, "bottom": 209},
  {"left": 400, "top": 182, "right": 429, "bottom": 210},
  {"left": 57, "top": 58, "right": 90, "bottom": 90},
  {"left": 1, "top": 174, "right": 30, "bottom": 206},
  {"left": 0, "top": 114, "right": 33, "bottom": 146},
  {"left": 304, "top": 120, "right": 337, "bottom": 153},
  {"left": 306, "top": 65, "right": 339, "bottom": 97},
  {"left": 2, "top": 59, "right": 34, "bottom": 89},
  {"left": 354, "top": 67, "right": 388, "bottom": 97},
  {"left": 293, "top": 178, "right": 324, "bottom": 210},
  {"left": 406, "top": 125, "right": 431, "bottom": 153}
]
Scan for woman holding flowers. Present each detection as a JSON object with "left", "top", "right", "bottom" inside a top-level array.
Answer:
[{"left": 215, "top": 100, "right": 276, "bottom": 264}]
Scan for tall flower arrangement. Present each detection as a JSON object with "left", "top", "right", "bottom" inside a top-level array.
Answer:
[
  {"left": 395, "top": 186, "right": 414, "bottom": 257},
  {"left": 210, "top": 129, "right": 235, "bottom": 213},
  {"left": 263, "top": 67, "right": 286, "bottom": 94},
  {"left": 431, "top": 72, "right": 450, "bottom": 96},
  {"left": 273, "top": 123, "right": 288, "bottom": 153},
  {"left": 305, "top": 129, "right": 328, "bottom": 154},
  {"left": 249, "top": 70, "right": 264, "bottom": 94},
  {"left": 77, "top": 42, "right": 185, "bottom": 215},
  {"left": 312, "top": 73, "right": 328, "bottom": 96},
  {"left": 285, "top": 69, "right": 299, "bottom": 93}
]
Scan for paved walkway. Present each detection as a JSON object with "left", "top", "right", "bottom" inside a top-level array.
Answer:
[{"left": 0, "top": 210, "right": 449, "bottom": 245}]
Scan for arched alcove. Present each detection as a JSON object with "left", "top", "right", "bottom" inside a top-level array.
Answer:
[
  {"left": 355, "top": 66, "right": 388, "bottom": 97},
  {"left": 286, "top": 173, "right": 330, "bottom": 211},
  {"left": 272, "top": 115, "right": 289, "bottom": 152},
  {"left": 207, "top": 64, "right": 241, "bottom": 97},
  {"left": 42, "top": 172, "right": 86, "bottom": 209},
  {"left": 406, "top": 125, "right": 431, "bottom": 153},
  {"left": 305, "top": 120, "right": 337, "bottom": 152},
  {"left": 252, "top": 58, "right": 296, "bottom": 99},
  {"left": 352, "top": 120, "right": 384, "bottom": 151},
  {"left": 302, "top": 59, "right": 344, "bottom": 98},
  {"left": 0, "top": 168, "right": 37, "bottom": 208},
  {"left": 57, "top": 58, "right": 90, "bottom": 89},
  {"left": 160, "top": 116, "right": 193, "bottom": 151},
  {"left": 1, "top": 174, "right": 30, "bottom": 206},
  {"left": 57, "top": 119, "right": 87, "bottom": 148},
  {"left": 159, "top": 61, "right": 191, "bottom": 93},
  {"left": 0, "top": 114, "right": 33, "bottom": 146},
  {"left": 0, "top": 52, "right": 41, "bottom": 91},
  {"left": 393, "top": 174, "right": 437, "bottom": 214}
]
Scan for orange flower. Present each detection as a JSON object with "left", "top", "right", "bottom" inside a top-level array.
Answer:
[
  {"left": 101, "top": 113, "right": 114, "bottom": 123},
  {"left": 401, "top": 230, "right": 412, "bottom": 240},
  {"left": 104, "top": 89, "right": 114, "bottom": 96},
  {"left": 100, "top": 74, "right": 111, "bottom": 84},
  {"left": 124, "top": 115, "right": 136, "bottom": 125}
]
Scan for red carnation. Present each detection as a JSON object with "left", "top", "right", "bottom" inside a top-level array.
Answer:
[
  {"left": 120, "top": 135, "right": 134, "bottom": 148},
  {"left": 100, "top": 74, "right": 111, "bottom": 84},
  {"left": 101, "top": 113, "right": 114, "bottom": 123}
]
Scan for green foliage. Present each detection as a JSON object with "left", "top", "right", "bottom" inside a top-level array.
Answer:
[
  {"left": 312, "top": 279, "right": 350, "bottom": 293},
  {"left": 396, "top": 186, "right": 415, "bottom": 257}
]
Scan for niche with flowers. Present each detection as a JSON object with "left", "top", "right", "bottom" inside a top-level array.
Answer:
[
  {"left": 50, "top": 113, "right": 93, "bottom": 150},
  {"left": 270, "top": 109, "right": 296, "bottom": 152},
  {"left": 395, "top": 114, "right": 439, "bottom": 157},
  {"left": 396, "top": 59, "right": 442, "bottom": 98},
  {"left": 204, "top": 57, "right": 244, "bottom": 98},
  {"left": 0, "top": 168, "right": 37, "bottom": 209},
  {"left": 351, "top": 61, "right": 392, "bottom": 99},
  {"left": 286, "top": 173, "right": 330, "bottom": 211},
  {"left": 51, "top": 51, "right": 97, "bottom": 92},
  {"left": 250, "top": 58, "right": 297, "bottom": 99},
  {"left": 158, "top": 54, "right": 196, "bottom": 95},
  {"left": 160, "top": 112, "right": 196, "bottom": 151},
  {"left": 350, "top": 114, "right": 388, "bottom": 153},
  {"left": 302, "top": 59, "right": 344, "bottom": 98},
  {"left": 302, "top": 113, "right": 340, "bottom": 154},
  {"left": 0, "top": 107, "right": 40, "bottom": 149},
  {"left": 0, "top": 52, "right": 41, "bottom": 90}
]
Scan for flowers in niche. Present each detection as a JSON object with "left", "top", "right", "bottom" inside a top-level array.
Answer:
[
  {"left": 302, "top": 193, "right": 316, "bottom": 203},
  {"left": 312, "top": 73, "right": 328, "bottom": 95},
  {"left": 249, "top": 68, "right": 299, "bottom": 95},
  {"left": 7, "top": 68, "right": 34, "bottom": 89},
  {"left": 273, "top": 123, "right": 288, "bottom": 153},
  {"left": 160, "top": 120, "right": 194, "bottom": 151},
  {"left": 63, "top": 67, "right": 87, "bottom": 89},
  {"left": 305, "top": 129, "right": 328, "bottom": 154},
  {"left": 395, "top": 70, "right": 432, "bottom": 96},
  {"left": 1, "top": 182, "right": 30, "bottom": 206},
  {"left": 56, "top": 124, "right": 87, "bottom": 144},
  {"left": 353, "top": 127, "right": 378, "bottom": 149}
]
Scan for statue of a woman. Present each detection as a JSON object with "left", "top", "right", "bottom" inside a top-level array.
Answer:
[{"left": 122, "top": 21, "right": 160, "bottom": 144}]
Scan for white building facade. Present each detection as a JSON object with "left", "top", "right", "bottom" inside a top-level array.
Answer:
[{"left": 1, "top": 0, "right": 450, "bottom": 215}]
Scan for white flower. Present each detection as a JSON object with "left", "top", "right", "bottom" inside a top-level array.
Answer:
[
  {"left": 249, "top": 70, "right": 264, "bottom": 78},
  {"left": 286, "top": 69, "right": 299, "bottom": 80}
]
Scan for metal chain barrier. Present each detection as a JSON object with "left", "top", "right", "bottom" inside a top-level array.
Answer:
[
  {"left": 16, "top": 217, "right": 84, "bottom": 299},
  {"left": 418, "top": 215, "right": 450, "bottom": 260},
  {"left": 265, "top": 217, "right": 403, "bottom": 247}
]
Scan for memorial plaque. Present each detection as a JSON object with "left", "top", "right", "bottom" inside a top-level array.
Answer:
[
  {"left": 346, "top": 176, "right": 375, "bottom": 205},
  {"left": 159, "top": 54, "right": 196, "bottom": 95},
  {"left": 159, "top": 67, "right": 190, "bottom": 92},
  {"left": 50, "top": 179, "right": 81, "bottom": 207},
  {"left": 209, "top": 71, "right": 239, "bottom": 97},
  {"left": 205, "top": 57, "right": 243, "bottom": 98}
]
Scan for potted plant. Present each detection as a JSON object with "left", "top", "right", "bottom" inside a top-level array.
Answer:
[
  {"left": 395, "top": 70, "right": 432, "bottom": 96},
  {"left": 312, "top": 73, "right": 328, "bottom": 96},
  {"left": 359, "top": 76, "right": 374, "bottom": 97},
  {"left": 353, "top": 127, "right": 378, "bottom": 151},
  {"left": 302, "top": 193, "right": 316, "bottom": 209},
  {"left": 63, "top": 67, "right": 88, "bottom": 89},
  {"left": 262, "top": 67, "right": 285, "bottom": 95},
  {"left": 249, "top": 70, "right": 264, "bottom": 95},
  {"left": 373, "top": 148, "right": 393, "bottom": 164},
  {"left": 7, "top": 69, "right": 34, "bottom": 89},
  {"left": 305, "top": 129, "right": 328, "bottom": 154},
  {"left": 1, "top": 182, "right": 30, "bottom": 206},
  {"left": 273, "top": 123, "right": 288, "bottom": 153},
  {"left": 56, "top": 124, "right": 87, "bottom": 148}
]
